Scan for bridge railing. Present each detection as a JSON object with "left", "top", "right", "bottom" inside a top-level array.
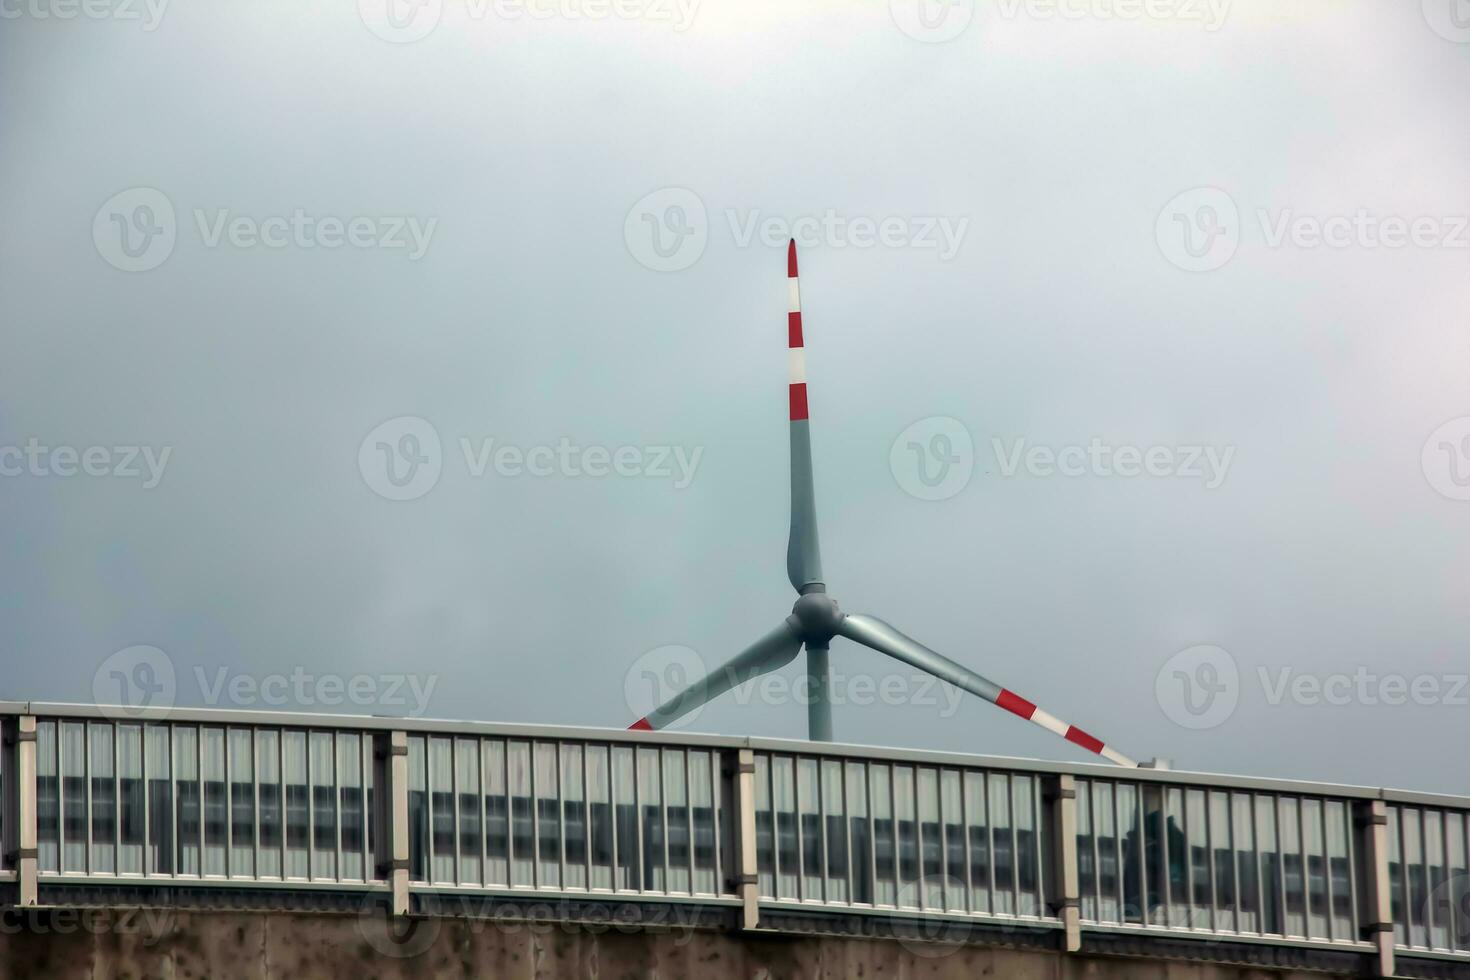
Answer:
[{"left": 1, "top": 702, "right": 1466, "bottom": 979}]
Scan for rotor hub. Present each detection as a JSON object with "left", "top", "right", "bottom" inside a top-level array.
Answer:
[{"left": 790, "top": 591, "right": 843, "bottom": 642}]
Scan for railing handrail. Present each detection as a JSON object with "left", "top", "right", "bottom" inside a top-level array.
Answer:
[{"left": 8, "top": 700, "right": 1466, "bottom": 811}]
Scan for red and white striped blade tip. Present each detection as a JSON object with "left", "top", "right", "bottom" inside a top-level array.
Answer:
[
  {"left": 628, "top": 717, "right": 653, "bottom": 731},
  {"left": 997, "top": 689, "right": 1137, "bottom": 768},
  {"left": 787, "top": 238, "right": 798, "bottom": 277}
]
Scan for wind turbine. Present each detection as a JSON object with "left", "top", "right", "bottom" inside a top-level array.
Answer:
[{"left": 629, "top": 241, "right": 1137, "bottom": 768}]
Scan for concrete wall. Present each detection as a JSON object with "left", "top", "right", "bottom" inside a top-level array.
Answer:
[{"left": 0, "top": 908, "right": 1358, "bottom": 980}]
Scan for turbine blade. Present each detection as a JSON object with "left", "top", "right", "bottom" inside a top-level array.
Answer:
[
  {"left": 786, "top": 240, "right": 824, "bottom": 592},
  {"left": 629, "top": 619, "right": 803, "bottom": 732},
  {"left": 837, "top": 613, "right": 1138, "bottom": 767}
]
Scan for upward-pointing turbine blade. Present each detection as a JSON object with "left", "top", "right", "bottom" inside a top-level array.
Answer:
[
  {"left": 837, "top": 614, "right": 1138, "bottom": 768},
  {"left": 786, "top": 240, "right": 824, "bottom": 593},
  {"left": 629, "top": 620, "right": 803, "bottom": 732}
]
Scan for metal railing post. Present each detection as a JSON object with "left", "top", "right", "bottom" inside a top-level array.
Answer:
[
  {"left": 1046, "top": 773, "right": 1081, "bottom": 952},
  {"left": 11, "top": 715, "right": 38, "bottom": 906},
  {"left": 730, "top": 747, "right": 759, "bottom": 930},
  {"left": 1356, "top": 799, "right": 1395, "bottom": 978},
  {"left": 385, "top": 730, "right": 410, "bottom": 916}
]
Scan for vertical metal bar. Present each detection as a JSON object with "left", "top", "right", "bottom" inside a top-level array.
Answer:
[
  {"left": 480, "top": 739, "right": 490, "bottom": 885},
  {"left": 769, "top": 758, "right": 779, "bottom": 897},
  {"left": 168, "top": 725, "right": 177, "bottom": 879},
  {"left": 865, "top": 762, "right": 878, "bottom": 907},
  {"left": 277, "top": 730, "right": 286, "bottom": 880},
  {"left": 1089, "top": 781, "right": 1101, "bottom": 922},
  {"left": 1355, "top": 799, "right": 1395, "bottom": 977},
  {"left": 1298, "top": 795, "right": 1311, "bottom": 938},
  {"left": 1136, "top": 784, "right": 1148, "bottom": 926},
  {"left": 912, "top": 768, "right": 922, "bottom": 911},
  {"left": 1228, "top": 791, "right": 1240, "bottom": 931},
  {"left": 841, "top": 759, "right": 852, "bottom": 906},
  {"left": 888, "top": 763, "right": 898, "bottom": 907},
  {"left": 140, "top": 726, "right": 149, "bottom": 877},
  {"left": 817, "top": 760, "right": 829, "bottom": 904},
  {"left": 985, "top": 771, "right": 996, "bottom": 915},
  {"left": 1276, "top": 796, "right": 1289, "bottom": 936},
  {"left": 196, "top": 724, "right": 204, "bottom": 877},
  {"left": 710, "top": 747, "right": 722, "bottom": 895},
  {"left": 1033, "top": 778, "right": 1045, "bottom": 918},
  {"left": 535, "top": 743, "right": 546, "bottom": 887},
  {"left": 584, "top": 742, "right": 594, "bottom": 891},
  {"left": 607, "top": 745, "right": 618, "bottom": 891},
  {"left": 959, "top": 769, "right": 972, "bottom": 913},
  {"left": 1105, "top": 781, "right": 1117, "bottom": 922},
  {"left": 793, "top": 758, "right": 805, "bottom": 905},
  {"left": 731, "top": 748, "right": 759, "bottom": 929},
  {"left": 15, "top": 716, "right": 38, "bottom": 905},
  {"left": 84, "top": 722, "right": 93, "bottom": 874},
  {"left": 388, "top": 731, "right": 410, "bottom": 916},
  {"left": 1205, "top": 792, "right": 1217, "bottom": 933},
  {"left": 223, "top": 728, "right": 232, "bottom": 879},
  {"left": 304, "top": 730, "right": 314, "bottom": 882},
  {"left": 658, "top": 746, "right": 669, "bottom": 895},
  {"left": 362, "top": 731, "right": 371, "bottom": 881},
  {"left": 683, "top": 749, "right": 694, "bottom": 895},
  {"left": 113, "top": 723, "right": 121, "bottom": 874},
  {"left": 1320, "top": 799, "right": 1332, "bottom": 942},
  {"left": 333, "top": 732, "right": 342, "bottom": 884},
  {"left": 1252, "top": 793, "right": 1264, "bottom": 934},
  {"left": 1048, "top": 774, "right": 1081, "bottom": 952},
  {"left": 1005, "top": 775, "right": 1017, "bottom": 916},
  {"left": 556, "top": 741, "right": 567, "bottom": 892},
  {"left": 451, "top": 738, "right": 461, "bottom": 886},
  {"left": 1345, "top": 800, "right": 1360, "bottom": 942},
  {"left": 252, "top": 729, "right": 260, "bottom": 879}
]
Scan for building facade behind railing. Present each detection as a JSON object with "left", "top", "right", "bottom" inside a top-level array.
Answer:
[{"left": 1, "top": 703, "right": 1467, "bottom": 979}]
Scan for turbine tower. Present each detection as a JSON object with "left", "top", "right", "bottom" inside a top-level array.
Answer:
[{"left": 629, "top": 241, "right": 1137, "bottom": 768}]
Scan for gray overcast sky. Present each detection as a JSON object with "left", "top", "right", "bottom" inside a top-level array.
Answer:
[{"left": 2, "top": 0, "right": 1468, "bottom": 793}]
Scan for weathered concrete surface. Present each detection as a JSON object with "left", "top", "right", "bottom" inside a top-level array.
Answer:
[{"left": 0, "top": 909, "right": 1356, "bottom": 980}]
